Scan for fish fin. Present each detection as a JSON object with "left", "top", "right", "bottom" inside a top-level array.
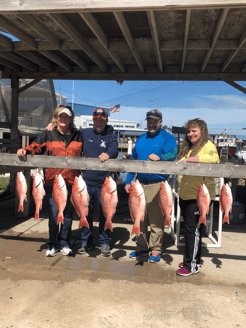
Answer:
[
  {"left": 34, "top": 211, "right": 39, "bottom": 220},
  {"left": 104, "top": 221, "right": 113, "bottom": 232},
  {"left": 223, "top": 215, "right": 230, "bottom": 224},
  {"left": 56, "top": 215, "right": 64, "bottom": 224},
  {"left": 79, "top": 219, "right": 90, "bottom": 229},
  {"left": 131, "top": 224, "right": 140, "bottom": 236},
  {"left": 18, "top": 204, "right": 23, "bottom": 212},
  {"left": 198, "top": 215, "right": 206, "bottom": 226}
]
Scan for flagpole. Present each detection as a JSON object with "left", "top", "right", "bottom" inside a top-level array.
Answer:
[{"left": 118, "top": 110, "right": 120, "bottom": 142}]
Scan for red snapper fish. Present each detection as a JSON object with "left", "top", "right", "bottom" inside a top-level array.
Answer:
[
  {"left": 70, "top": 175, "right": 90, "bottom": 228},
  {"left": 52, "top": 174, "right": 67, "bottom": 224},
  {"left": 100, "top": 176, "right": 118, "bottom": 231},
  {"left": 32, "top": 170, "right": 45, "bottom": 220},
  {"left": 158, "top": 180, "right": 173, "bottom": 227},
  {"left": 219, "top": 183, "right": 233, "bottom": 224},
  {"left": 128, "top": 179, "right": 146, "bottom": 235},
  {"left": 16, "top": 171, "right": 28, "bottom": 212},
  {"left": 197, "top": 183, "right": 211, "bottom": 226}
]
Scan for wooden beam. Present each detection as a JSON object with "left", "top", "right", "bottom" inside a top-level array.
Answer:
[
  {"left": 0, "top": 32, "right": 13, "bottom": 50},
  {"left": 0, "top": 57, "right": 21, "bottom": 71},
  {"left": 16, "top": 71, "right": 246, "bottom": 81},
  {"left": 201, "top": 8, "right": 228, "bottom": 73},
  {"left": 39, "top": 50, "right": 73, "bottom": 72},
  {"left": 16, "top": 14, "right": 61, "bottom": 49},
  {"left": 0, "top": 15, "right": 37, "bottom": 49},
  {"left": 10, "top": 71, "right": 19, "bottom": 139},
  {"left": 50, "top": 13, "right": 108, "bottom": 72},
  {"left": 5, "top": 38, "right": 243, "bottom": 53},
  {"left": 0, "top": 85, "right": 10, "bottom": 123},
  {"left": 80, "top": 12, "right": 125, "bottom": 72},
  {"left": 18, "top": 78, "right": 42, "bottom": 94},
  {"left": 15, "top": 51, "right": 54, "bottom": 71},
  {"left": 61, "top": 50, "right": 89, "bottom": 72},
  {"left": 181, "top": 9, "right": 191, "bottom": 73},
  {"left": 0, "top": 51, "right": 38, "bottom": 71},
  {"left": 222, "top": 28, "right": 246, "bottom": 72},
  {"left": 1, "top": 153, "right": 246, "bottom": 179},
  {"left": 225, "top": 80, "right": 246, "bottom": 94},
  {"left": 147, "top": 10, "right": 163, "bottom": 73},
  {"left": 114, "top": 11, "right": 144, "bottom": 73},
  {"left": 0, "top": 1, "right": 245, "bottom": 13}
]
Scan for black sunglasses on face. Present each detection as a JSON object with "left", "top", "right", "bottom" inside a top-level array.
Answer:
[{"left": 94, "top": 112, "right": 106, "bottom": 117}]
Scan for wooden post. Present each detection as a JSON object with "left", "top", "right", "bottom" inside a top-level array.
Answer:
[{"left": 9, "top": 72, "right": 30, "bottom": 218}]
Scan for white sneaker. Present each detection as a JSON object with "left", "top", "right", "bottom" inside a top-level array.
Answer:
[
  {"left": 61, "top": 246, "right": 72, "bottom": 256},
  {"left": 45, "top": 247, "right": 58, "bottom": 257}
]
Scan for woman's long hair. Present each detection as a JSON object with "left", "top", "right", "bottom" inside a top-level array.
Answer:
[
  {"left": 178, "top": 118, "right": 209, "bottom": 160},
  {"left": 51, "top": 105, "right": 76, "bottom": 130}
]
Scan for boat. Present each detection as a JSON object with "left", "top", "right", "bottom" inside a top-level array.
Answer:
[{"left": 214, "top": 128, "right": 237, "bottom": 156}]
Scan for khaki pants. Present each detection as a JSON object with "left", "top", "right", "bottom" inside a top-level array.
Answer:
[{"left": 136, "top": 182, "right": 164, "bottom": 253}]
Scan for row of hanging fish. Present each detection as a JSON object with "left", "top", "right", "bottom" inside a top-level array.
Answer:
[
  {"left": 16, "top": 171, "right": 118, "bottom": 231},
  {"left": 197, "top": 183, "right": 233, "bottom": 225}
]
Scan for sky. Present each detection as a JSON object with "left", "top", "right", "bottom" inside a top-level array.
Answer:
[{"left": 55, "top": 80, "right": 246, "bottom": 130}]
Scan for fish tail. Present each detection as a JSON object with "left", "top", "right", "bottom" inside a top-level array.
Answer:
[
  {"left": 164, "top": 218, "right": 170, "bottom": 227},
  {"left": 223, "top": 214, "right": 230, "bottom": 224},
  {"left": 104, "top": 221, "right": 113, "bottom": 231},
  {"left": 18, "top": 203, "right": 23, "bottom": 212},
  {"left": 34, "top": 211, "right": 39, "bottom": 220},
  {"left": 79, "top": 218, "right": 90, "bottom": 229},
  {"left": 56, "top": 214, "right": 64, "bottom": 225},
  {"left": 131, "top": 224, "right": 140, "bottom": 236},
  {"left": 198, "top": 215, "right": 206, "bottom": 226}
]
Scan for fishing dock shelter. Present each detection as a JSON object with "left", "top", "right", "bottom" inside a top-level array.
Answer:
[{"left": 1, "top": 1, "right": 246, "bottom": 245}]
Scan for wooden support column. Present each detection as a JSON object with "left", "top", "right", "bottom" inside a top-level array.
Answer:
[
  {"left": 49, "top": 79, "right": 57, "bottom": 110},
  {"left": 10, "top": 72, "right": 30, "bottom": 218}
]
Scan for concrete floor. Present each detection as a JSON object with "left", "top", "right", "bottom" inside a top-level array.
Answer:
[{"left": 0, "top": 193, "right": 246, "bottom": 328}]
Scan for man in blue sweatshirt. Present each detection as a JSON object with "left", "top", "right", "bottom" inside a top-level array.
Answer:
[
  {"left": 125, "top": 109, "right": 177, "bottom": 263},
  {"left": 77, "top": 108, "right": 118, "bottom": 257}
]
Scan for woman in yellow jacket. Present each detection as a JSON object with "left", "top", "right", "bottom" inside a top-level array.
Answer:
[{"left": 176, "top": 118, "right": 219, "bottom": 276}]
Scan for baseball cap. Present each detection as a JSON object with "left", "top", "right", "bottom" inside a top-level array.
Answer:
[
  {"left": 58, "top": 106, "right": 72, "bottom": 117},
  {"left": 93, "top": 108, "right": 108, "bottom": 120},
  {"left": 146, "top": 109, "right": 162, "bottom": 120}
]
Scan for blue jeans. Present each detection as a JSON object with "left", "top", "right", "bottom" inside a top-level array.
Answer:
[
  {"left": 81, "top": 184, "right": 111, "bottom": 246},
  {"left": 46, "top": 185, "right": 73, "bottom": 248}
]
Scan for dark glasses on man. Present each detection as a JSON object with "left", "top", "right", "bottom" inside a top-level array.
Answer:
[{"left": 93, "top": 111, "right": 107, "bottom": 117}]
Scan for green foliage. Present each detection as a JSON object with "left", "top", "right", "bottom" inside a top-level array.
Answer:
[{"left": 0, "top": 176, "right": 10, "bottom": 190}]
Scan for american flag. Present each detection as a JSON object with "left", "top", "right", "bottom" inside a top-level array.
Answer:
[{"left": 109, "top": 104, "right": 120, "bottom": 113}]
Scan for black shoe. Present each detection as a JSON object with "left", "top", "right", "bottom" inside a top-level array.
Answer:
[
  {"left": 101, "top": 244, "right": 111, "bottom": 257},
  {"left": 77, "top": 243, "right": 94, "bottom": 255}
]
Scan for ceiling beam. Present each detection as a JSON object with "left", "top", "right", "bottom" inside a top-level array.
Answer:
[
  {"left": 0, "top": 38, "right": 240, "bottom": 53},
  {"left": 114, "top": 11, "right": 144, "bottom": 73},
  {"left": 49, "top": 13, "right": 107, "bottom": 72},
  {"left": 16, "top": 14, "right": 61, "bottom": 49},
  {"left": 39, "top": 50, "right": 73, "bottom": 72},
  {"left": 0, "top": 57, "right": 20, "bottom": 70},
  {"left": 80, "top": 12, "right": 125, "bottom": 72},
  {"left": 221, "top": 27, "right": 246, "bottom": 72},
  {"left": 181, "top": 9, "right": 191, "bottom": 73},
  {"left": 61, "top": 50, "right": 89, "bottom": 72},
  {"left": 0, "top": 32, "right": 13, "bottom": 50},
  {"left": 0, "top": 15, "right": 37, "bottom": 49},
  {"left": 15, "top": 50, "right": 54, "bottom": 71},
  {"left": 201, "top": 8, "right": 229, "bottom": 73},
  {"left": 0, "top": 51, "right": 38, "bottom": 70},
  {"left": 147, "top": 10, "right": 163, "bottom": 73}
]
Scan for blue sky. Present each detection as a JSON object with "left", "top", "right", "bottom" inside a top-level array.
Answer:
[{"left": 55, "top": 80, "right": 246, "bottom": 129}]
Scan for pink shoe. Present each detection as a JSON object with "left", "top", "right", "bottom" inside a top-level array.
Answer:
[
  {"left": 176, "top": 267, "right": 199, "bottom": 276},
  {"left": 179, "top": 262, "right": 201, "bottom": 268}
]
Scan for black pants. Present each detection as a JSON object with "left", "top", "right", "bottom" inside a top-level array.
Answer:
[{"left": 179, "top": 198, "right": 205, "bottom": 272}]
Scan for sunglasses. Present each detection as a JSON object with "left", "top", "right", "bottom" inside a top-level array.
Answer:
[{"left": 93, "top": 111, "right": 107, "bottom": 117}]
